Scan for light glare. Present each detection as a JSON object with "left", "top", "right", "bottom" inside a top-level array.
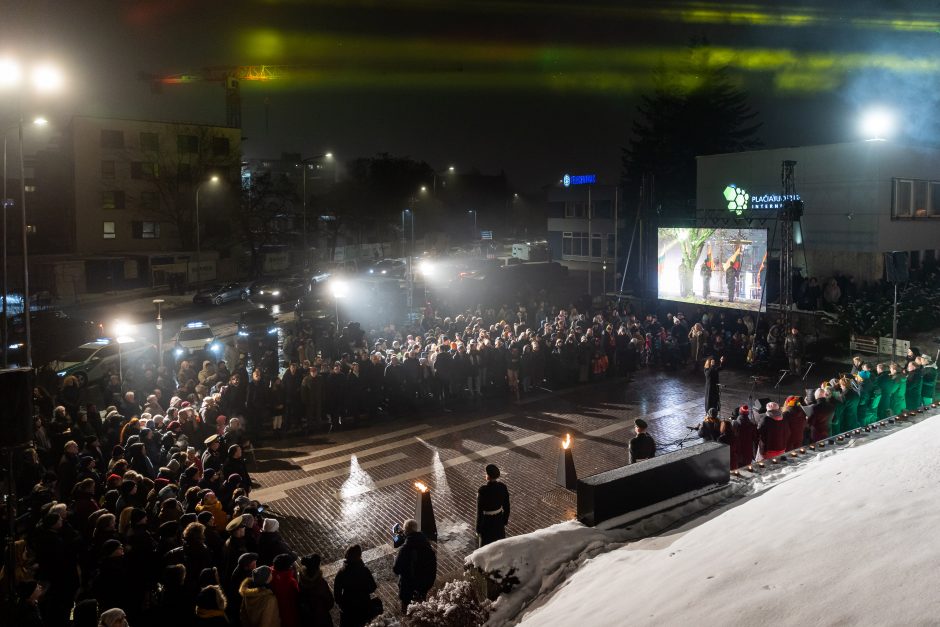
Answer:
[
  {"left": 860, "top": 108, "right": 894, "bottom": 140},
  {"left": 31, "top": 63, "right": 64, "bottom": 93},
  {"left": 0, "top": 58, "right": 22, "bottom": 88}
]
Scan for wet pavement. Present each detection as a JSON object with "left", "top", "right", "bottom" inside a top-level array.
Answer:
[{"left": 251, "top": 360, "right": 845, "bottom": 619}]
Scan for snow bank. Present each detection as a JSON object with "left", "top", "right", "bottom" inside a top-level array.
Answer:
[
  {"left": 518, "top": 416, "right": 940, "bottom": 626},
  {"left": 464, "top": 520, "right": 632, "bottom": 625}
]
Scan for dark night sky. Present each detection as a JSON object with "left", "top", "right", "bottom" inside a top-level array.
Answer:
[{"left": 4, "top": 0, "right": 940, "bottom": 189}]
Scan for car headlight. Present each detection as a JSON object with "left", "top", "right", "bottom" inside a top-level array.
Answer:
[
  {"left": 368, "top": 269, "right": 374, "bottom": 274},
  {"left": 258, "top": 289, "right": 265, "bottom": 294},
  {"left": 210, "top": 343, "right": 222, "bottom": 352},
  {"left": 237, "top": 330, "right": 249, "bottom": 337},
  {"left": 267, "top": 327, "right": 278, "bottom": 335},
  {"left": 56, "top": 370, "right": 67, "bottom": 376},
  {"left": 381, "top": 270, "right": 387, "bottom": 274},
  {"left": 272, "top": 290, "right": 281, "bottom": 296},
  {"left": 7, "top": 343, "right": 22, "bottom": 350},
  {"left": 174, "top": 348, "right": 184, "bottom": 356}
]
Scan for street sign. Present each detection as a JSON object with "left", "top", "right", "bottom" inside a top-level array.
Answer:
[
  {"left": 480, "top": 230, "right": 493, "bottom": 240},
  {"left": 878, "top": 336, "right": 910, "bottom": 357}
]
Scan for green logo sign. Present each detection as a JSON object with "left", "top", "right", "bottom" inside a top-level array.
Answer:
[{"left": 722, "top": 184, "right": 748, "bottom": 215}]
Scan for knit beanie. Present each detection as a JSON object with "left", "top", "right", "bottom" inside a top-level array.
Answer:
[{"left": 251, "top": 565, "right": 271, "bottom": 586}]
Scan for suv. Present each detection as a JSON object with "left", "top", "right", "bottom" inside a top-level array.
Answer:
[
  {"left": 172, "top": 322, "right": 217, "bottom": 357},
  {"left": 7, "top": 310, "right": 101, "bottom": 367},
  {"left": 294, "top": 286, "right": 335, "bottom": 327},
  {"left": 248, "top": 276, "right": 309, "bottom": 304},
  {"left": 236, "top": 308, "right": 278, "bottom": 352},
  {"left": 52, "top": 338, "right": 156, "bottom": 387}
]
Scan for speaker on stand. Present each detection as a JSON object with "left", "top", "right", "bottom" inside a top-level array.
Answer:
[{"left": 0, "top": 367, "right": 35, "bottom": 605}]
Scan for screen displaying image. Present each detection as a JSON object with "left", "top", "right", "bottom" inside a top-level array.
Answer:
[{"left": 657, "top": 228, "right": 768, "bottom": 311}]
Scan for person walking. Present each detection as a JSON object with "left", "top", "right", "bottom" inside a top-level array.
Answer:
[
  {"left": 627, "top": 418, "right": 656, "bottom": 463},
  {"left": 392, "top": 518, "right": 437, "bottom": 613},
  {"left": 476, "top": 464, "right": 510, "bottom": 547}
]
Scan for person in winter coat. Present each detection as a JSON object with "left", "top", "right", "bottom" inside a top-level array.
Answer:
[
  {"left": 333, "top": 544, "right": 379, "bottom": 627},
  {"left": 240, "top": 565, "right": 281, "bottom": 627},
  {"left": 222, "top": 445, "right": 252, "bottom": 494},
  {"left": 270, "top": 553, "right": 300, "bottom": 627},
  {"left": 166, "top": 521, "right": 216, "bottom": 598},
  {"left": 875, "top": 363, "right": 894, "bottom": 420},
  {"left": 782, "top": 396, "right": 807, "bottom": 450},
  {"left": 226, "top": 551, "right": 258, "bottom": 625},
  {"left": 839, "top": 377, "right": 861, "bottom": 432},
  {"left": 257, "top": 518, "right": 292, "bottom": 566},
  {"left": 297, "top": 554, "right": 334, "bottom": 627},
  {"left": 703, "top": 356, "right": 724, "bottom": 414},
  {"left": 392, "top": 519, "right": 437, "bottom": 613},
  {"left": 890, "top": 363, "right": 907, "bottom": 415},
  {"left": 195, "top": 584, "right": 230, "bottom": 627},
  {"left": 730, "top": 406, "right": 757, "bottom": 469},
  {"left": 196, "top": 491, "right": 229, "bottom": 532},
  {"left": 805, "top": 389, "right": 835, "bottom": 442},
  {"left": 697, "top": 409, "right": 722, "bottom": 442},
  {"left": 905, "top": 361, "right": 924, "bottom": 410},
  {"left": 920, "top": 355, "right": 937, "bottom": 405},
  {"left": 757, "top": 402, "right": 789, "bottom": 460}
]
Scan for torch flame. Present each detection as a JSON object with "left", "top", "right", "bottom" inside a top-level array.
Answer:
[
  {"left": 562, "top": 433, "right": 571, "bottom": 450},
  {"left": 414, "top": 481, "right": 429, "bottom": 493}
]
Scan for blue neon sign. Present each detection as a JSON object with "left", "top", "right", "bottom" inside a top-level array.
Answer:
[{"left": 563, "top": 173, "right": 596, "bottom": 187}]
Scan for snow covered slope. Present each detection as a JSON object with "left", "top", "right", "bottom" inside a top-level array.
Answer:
[{"left": 518, "top": 416, "right": 940, "bottom": 627}]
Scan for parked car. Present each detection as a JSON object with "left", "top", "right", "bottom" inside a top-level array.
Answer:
[
  {"left": 7, "top": 310, "right": 101, "bottom": 368},
  {"left": 248, "top": 276, "right": 309, "bottom": 304},
  {"left": 236, "top": 308, "right": 278, "bottom": 353},
  {"left": 365, "top": 258, "right": 408, "bottom": 279},
  {"left": 192, "top": 281, "right": 249, "bottom": 305},
  {"left": 51, "top": 338, "right": 156, "bottom": 387},
  {"left": 294, "top": 286, "right": 335, "bottom": 327}
]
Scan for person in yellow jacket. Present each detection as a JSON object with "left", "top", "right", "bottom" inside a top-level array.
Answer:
[
  {"left": 240, "top": 565, "right": 282, "bottom": 627},
  {"left": 195, "top": 491, "right": 229, "bottom": 532}
]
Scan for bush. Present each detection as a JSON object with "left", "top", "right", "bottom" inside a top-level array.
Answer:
[{"left": 401, "top": 579, "right": 492, "bottom": 627}]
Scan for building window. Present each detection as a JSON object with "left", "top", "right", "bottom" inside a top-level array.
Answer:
[
  {"left": 177, "top": 134, "right": 198, "bottom": 153},
  {"left": 101, "top": 160, "right": 116, "bottom": 179},
  {"left": 562, "top": 231, "right": 589, "bottom": 257},
  {"left": 24, "top": 185, "right": 36, "bottom": 193},
  {"left": 565, "top": 201, "right": 587, "bottom": 218},
  {"left": 101, "top": 130, "right": 124, "bottom": 149},
  {"left": 140, "top": 191, "right": 160, "bottom": 211},
  {"left": 211, "top": 136, "right": 230, "bottom": 156},
  {"left": 103, "top": 221, "right": 116, "bottom": 239},
  {"left": 26, "top": 224, "right": 37, "bottom": 234},
  {"left": 132, "top": 221, "right": 160, "bottom": 239},
  {"left": 140, "top": 132, "right": 159, "bottom": 151},
  {"left": 893, "top": 178, "right": 940, "bottom": 219},
  {"left": 131, "top": 161, "right": 159, "bottom": 180},
  {"left": 102, "top": 190, "right": 126, "bottom": 210}
]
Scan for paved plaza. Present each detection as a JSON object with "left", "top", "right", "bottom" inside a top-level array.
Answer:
[{"left": 252, "top": 363, "right": 841, "bottom": 616}]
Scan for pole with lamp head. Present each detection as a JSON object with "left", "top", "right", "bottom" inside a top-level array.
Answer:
[
  {"left": 194, "top": 175, "right": 220, "bottom": 287},
  {"left": 153, "top": 299, "right": 165, "bottom": 368}
]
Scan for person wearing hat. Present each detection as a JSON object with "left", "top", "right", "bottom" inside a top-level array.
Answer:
[
  {"left": 757, "top": 402, "right": 790, "bottom": 460},
  {"left": 98, "top": 608, "right": 129, "bottom": 627},
  {"left": 392, "top": 519, "right": 437, "bottom": 613},
  {"left": 258, "top": 518, "right": 291, "bottom": 566},
  {"left": 476, "top": 463, "right": 511, "bottom": 547},
  {"left": 196, "top": 491, "right": 229, "bottom": 532},
  {"left": 270, "top": 553, "right": 301, "bottom": 627},
  {"left": 91, "top": 538, "right": 135, "bottom": 616},
  {"left": 195, "top": 584, "right": 228, "bottom": 626},
  {"left": 224, "top": 550, "right": 259, "bottom": 623},
  {"left": 919, "top": 354, "right": 937, "bottom": 406},
  {"left": 297, "top": 554, "right": 334, "bottom": 627},
  {"left": 239, "top": 565, "right": 281, "bottom": 627},
  {"left": 223, "top": 445, "right": 252, "bottom": 495},
  {"left": 628, "top": 418, "right": 656, "bottom": 464},
  {"left": 334, "top": 544, "right": 379, "bottom": 627},
  {"left": 202, "top": 434, "right": 224, "bottom": 472}
]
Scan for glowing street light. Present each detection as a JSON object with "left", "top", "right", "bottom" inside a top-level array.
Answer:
[
  {"left": 0, "top": 58, "right": 22, "bottom": 88},
  {"left": 194, "top": 175, "right": 221, "bottom": 285},
  {"left": 31, "top": 63, "right": 65, "bottom": 93},
  {"left": 860, "top": 107, "right": 894, "bottom": 141},
  {"left": 113, "top": 320, "right": 134, "bottom": 380},
  {"left": 330, "top": 279, "right": 348, "bottom": 327},
  {"left": 420, "top": 185, "right": 427, "bottom": 193}
]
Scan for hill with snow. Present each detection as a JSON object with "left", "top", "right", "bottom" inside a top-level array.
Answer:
[{"left": 515, "top": 415, "right": 940, "bottom": 626}]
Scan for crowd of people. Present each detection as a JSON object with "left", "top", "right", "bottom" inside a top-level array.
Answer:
[
  {"left": 8, "top": 285, "right": 938, "bottom": 626},
  {"left": 691, "top": 347, "right": 937, "bottom": 470}
]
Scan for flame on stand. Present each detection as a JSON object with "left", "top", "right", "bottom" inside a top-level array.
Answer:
[
  {"left": 562, "top": 434, "right": 572, "bottom": 450},
  {"left": 414, "top": 481, "right": 429, "bottom": 493}
]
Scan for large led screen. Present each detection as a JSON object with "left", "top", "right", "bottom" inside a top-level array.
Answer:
[{"left": 657, "top": 228, "right": 768, "bottom": 311}]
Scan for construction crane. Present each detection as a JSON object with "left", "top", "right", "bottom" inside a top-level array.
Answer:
[{"left": 140, "top": 65, "right": 292, "bottom": 129}]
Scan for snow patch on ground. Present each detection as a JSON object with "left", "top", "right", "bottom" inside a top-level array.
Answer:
[{"left": 517, "top": 416, "right": 940, "bottom": 627}]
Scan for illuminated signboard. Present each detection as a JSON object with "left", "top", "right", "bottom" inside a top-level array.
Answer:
[
  {"left": 563, "top": 173, "right": 597, "bottom": 187},
  {"left": 722, "top": 184, "right": 800, "bottom": 214}
]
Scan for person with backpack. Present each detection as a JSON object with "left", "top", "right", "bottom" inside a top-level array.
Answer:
[{"left": 392, "top": 519, "right": 437, "bottom": 613}]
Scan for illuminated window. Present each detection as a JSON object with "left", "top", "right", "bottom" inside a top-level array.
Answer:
[
  {"left": 101, "top": 160, "right": 116, "bottom": 179},
  {"left": 140, "top": 132, "right": 159, "bottom": 151},
  {"left": 132, "top": 221, "right": 160, "bottom": 239},
  {"left": 103, "top": 221, "right": 116, "bottom": 239},
  {"left": 24, "top": 185, "right": 36, "bottom": 193},
  {"left": 26, "top": 224, "right": 37, "bottom": 234},
  {"left": 100, "top": 130, "right": 124, "bottom": 149},
  {"left": 102, "top": 191, "right": 126, "bottom": 210}
]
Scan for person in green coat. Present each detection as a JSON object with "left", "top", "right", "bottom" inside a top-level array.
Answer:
[
  {"left": 905, "top": 361, "right": 924, "bottom": 410},
  {"left": 856, "top": 370, "right": 872, "bottom": 427},
  {"left": 920, "top": 356, "right": 937, "bottom": 405},
  {"left": 829, "top": 382, "right": 845, "bottom": 435},
  {"left": 875, "top": 364, "right": 894, "bottom": 420},
  {"left": 890, "top": 363, "right": 907, "bottom": 415},
  {"left": 840, "top": 377, "right": 860, "bottom": 431}
]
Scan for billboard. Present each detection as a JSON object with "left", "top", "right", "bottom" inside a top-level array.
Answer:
[{"left": 657, "top": 228, "right": 768, "bottom": 311}]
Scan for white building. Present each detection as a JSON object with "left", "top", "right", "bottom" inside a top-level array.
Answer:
[{"left": 696, "top": 141, "right": 940, "bottom": 281}]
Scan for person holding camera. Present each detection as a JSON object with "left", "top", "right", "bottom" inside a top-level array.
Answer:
[{"left": 392, "top": 519, "right": 438, "bottom": 613}]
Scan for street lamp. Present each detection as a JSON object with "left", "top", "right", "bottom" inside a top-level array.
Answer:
[
  {"left": 860, "top": 107, "right": 894, "bottom": 141},
  {"left": 112, "top": 320, "right": 134, "bottom": 380},
  {"left": 301, "top": 152, "right": 334, "bottom": 269},
  {"left": 468, "top": 209, "right": 477, "bottom": 240},
  {"left": 329, "top": 279, "right": 348, "bottom": 328},
  {"left": 153, "top": 298, "right": 165, "bottom": 368},
  {"left": 194, "top": 175, "right": 220, "bottom": 286}
]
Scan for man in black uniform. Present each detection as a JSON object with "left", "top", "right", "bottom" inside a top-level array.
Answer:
[
  {"left": 628, "top": 418, "right": 656, "bottom": 464},
  {"left": 476, "top": 463, "right": 510, "bottom": 547}
]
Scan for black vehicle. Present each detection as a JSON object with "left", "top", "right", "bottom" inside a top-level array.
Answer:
[
  {"left": 192, "top": 281, "right": 249, "bottom": 305},
  {"left": 294, "top": 286, "right": 335, "bottom": 328},
  {"left": 247, "top": 275, "right": 309, "bottom": 304},
  {"left": 6, "top": 310, "right": 101, "bottom": 367},
  {"left": 236, "top": 308, "right": 279, "bottom": 353}
]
